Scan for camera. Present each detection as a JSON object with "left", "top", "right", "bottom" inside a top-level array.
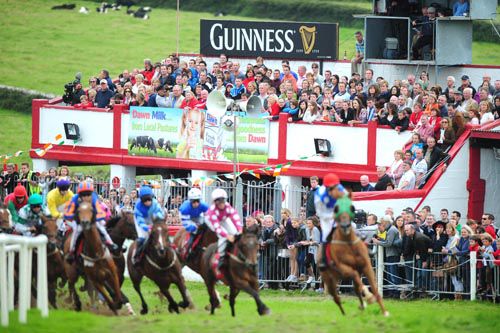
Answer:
[
  {"left": 353, "top": 209, "right": 367, "bottom": 228},
  {"left": 62, "top": 72, "right": 82, "bottom": 104}
]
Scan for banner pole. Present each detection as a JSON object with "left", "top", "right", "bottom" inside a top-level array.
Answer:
[{"left": 176, "top": 0, "right": 180, "bottom": 57}]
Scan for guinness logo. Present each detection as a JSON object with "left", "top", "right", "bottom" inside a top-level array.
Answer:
[{"left": 299, "top": 26, "right": 316, "bottom": 54}]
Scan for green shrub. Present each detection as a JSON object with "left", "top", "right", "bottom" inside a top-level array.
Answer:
[{"left": 0, "top": 87, "right": 51, "bottom": 114}]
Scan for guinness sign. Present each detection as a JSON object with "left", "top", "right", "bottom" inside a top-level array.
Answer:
[{"left": 200, "top": 20, "right": 339, "bottom": 60}]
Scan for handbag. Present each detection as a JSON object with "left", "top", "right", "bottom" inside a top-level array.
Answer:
[{"left": 278, "top": 248, "right": 290, "bottom": 258}]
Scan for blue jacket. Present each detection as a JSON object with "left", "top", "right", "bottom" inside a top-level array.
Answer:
[
  {"left": 282, "top": 106, "right": 298, "bottom": 115},
  {"left": 134, "top": 199, "right": 165, "bottom": 231},
  {"left": 95, "top": 89, "right": 114, "bottom": 108},
  {"left": 453, "top": 2, "right": 469, "bottom": 16},
  {"left": 147, "top": 93, "right": 158, "bottom": 107},
  {"left": 179, "top": 200, "right": 209, "bottom": 232}
]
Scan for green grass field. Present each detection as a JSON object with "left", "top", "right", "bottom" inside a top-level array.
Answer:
[
  {"left": 0, "top": 0, "right": 499, "bottom": 96},
  {"left": 4, "top": 280, "right": 500, "bottom": 333}
]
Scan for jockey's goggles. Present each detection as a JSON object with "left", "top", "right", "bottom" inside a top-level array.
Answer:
[
  {"left": 79, "top": 192, "right": 92, "bottom": 197},
  {"left": 58, "top": 185, "right": 70, "bottom": 191},
  {"left": 30, "top": 204, "right": 42, "bottom": 209},
  {"left": 190, "top": 199, "right": 200, "bottom": 204},
  {"left": 141, "top": 196, "right": 153, "bottom": 203},
  {"left": 327, "top": 185, "right": 338, "bottom": 192}
]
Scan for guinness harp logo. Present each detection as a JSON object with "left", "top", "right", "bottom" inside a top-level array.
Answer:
[{"left": 299, "top": 26, "right": 317, "bottom": 54}]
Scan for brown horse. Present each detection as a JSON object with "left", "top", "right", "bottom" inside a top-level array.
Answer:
[
  {"left": 107, "top": 212, "right": 137, "bottom": 285},
  {"left": 63, "top": 202, "right": 124, "bottom": 314},
  {"left": 127, "top": 220, "right": 192, "bottom": 315},
  {"left": 321, "top": 209, "right": 389, "bottom": 317},
  {"left": 173, "top": 225, "right": 217, "bottom": 274},
  {"left": 201, "top": 230, "right": 270, "bottom": 317},
  {"left": 38, "top": 215, "right": 67, "bottom": 308},
  {"left": 0, "top": 203, "right": 13, "bottom": 233}
]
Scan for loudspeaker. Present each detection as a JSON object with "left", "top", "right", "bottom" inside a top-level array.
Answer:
[
  {"left": 239, "top": 95, "right": 262, "bottom": 117},
  {"left": 206, "top": 90, "right": 232, "bottom": 118}
]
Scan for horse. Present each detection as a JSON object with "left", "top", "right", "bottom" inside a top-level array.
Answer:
[
  {"left": 127, "top": 220, "right": 192, "bottom": 315},
  {"left": 173, "top": 224, "right": 218, "bottom": 274},
  {"left": 321, "top": 200, "right": 389, "bottom": 317},
  {"left": 107, "top": 211, "right": 137, "bottom": 285},
  {"left": 0, "top": 203, "right": 13, "bottom": 233},
  {"left": 63, "top": 202, "right": 125, "bottom": 314},
  {"left": 38, "top": 215, "right": 67, "bottom": 308},
  {"left": 201, "top": 229, "right": 270, "bottom": 317}
]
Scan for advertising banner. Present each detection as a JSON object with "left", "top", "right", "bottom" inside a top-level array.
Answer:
[
  {"left": 128, "top": 107, "right": 270, "bottom": 163},
  {"left": 200, "top": 19, "right": 339, "bottom": 60}
]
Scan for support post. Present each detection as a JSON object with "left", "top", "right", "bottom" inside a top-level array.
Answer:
[
  {"left": 377, "top": 245, "right": 384, "bottom": 294},
  {"left": 36, "top": 236, "right": 49, "bottom": 317},
  {"left": 0, "top": 242, "right": 8, "bottom": 327},
  {"left": 470, "top": 251, "right": 477, "bottom": 301},
  {"left": 18, "top": 242, "right": 29, "bottom": 324}
]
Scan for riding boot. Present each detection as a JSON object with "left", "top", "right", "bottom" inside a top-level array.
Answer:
[
  {"left": 185, "top": 232, "right": 196, "bottom": 260},
  {"left": 66, "top": 251, "right": 75, "bottom": 264},
  {"left": 318, "top": 243, "right": 328, "bottom": 271},
  {"left": 218, "top": 253, "right": 226, "bottom": 271},
  {"left": 133, "top": 239, "right": 146, "bottom": 266}
]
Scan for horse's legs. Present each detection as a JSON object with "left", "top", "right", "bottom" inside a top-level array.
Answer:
[
  {"left": 172, "top": 273, "right": 191, "bottom": 309},
  {"left": 93, "top": 282, "right": 118, "bottom": 315},
  {"left": 362, "top": 264, "right": 389, "bottom": 316},
  {"left": 351, "top": 271, "right": 367, "bottom": 310},
  {"left": 131, "top": 272, "right": 148, "bottom": 315},
  {"left": 321, "top": 271, "right": 345, "bottom": 315},
  {"left": 205, "top": 278, "right": 220, "bottom": 315},
  {"left": 158, "top": 282, "right": 179, "bottom": 314},
  {"left": 65, "top": 264, "right": 81, "bottom": 311},
  {"left": 240, "top": 285, "right": 270, "bottom": 316},
  {"left": 48, "top": 281, "right": 58, "bottom": 309},
  {"left": 229, "top": 286, "right": 240, "bottom": 317}
]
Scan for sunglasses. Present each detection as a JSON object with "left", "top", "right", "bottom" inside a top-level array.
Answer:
[{"left": 80, "top": 192, "right": 92, "bottom": 197}]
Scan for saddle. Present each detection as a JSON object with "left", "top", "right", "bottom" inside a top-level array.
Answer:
[
  {"left": 179, "top": 231, "right": 204, "bottom": 261},
  {"left": 211, "top": 243, "right": 235, "bottom": 280}
]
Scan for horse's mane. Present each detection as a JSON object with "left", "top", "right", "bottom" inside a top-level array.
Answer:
[{"left": 106, "top": 216, "right": 121, "bottom": 230}]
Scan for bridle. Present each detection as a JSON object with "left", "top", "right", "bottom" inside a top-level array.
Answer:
[{"left": 228, "top": 235, "right": 259, "bottom": 272}]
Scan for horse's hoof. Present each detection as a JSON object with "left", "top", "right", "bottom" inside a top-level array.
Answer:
[
  {"left": 383, "top": 311, "right": 390, "bottom": 317},
  {"left": 140, "top": 306, "right": 148, "bottom": 315},
  {"left": 359, "top": 301, "right": 367, "bottom": 310},
  {"left": 178, "top": 301, "right": 190, "bottom": 309},
  {"left": 204, "top": 304, "right": 210, "bottom": 311},
  {"left": 168, "top": 304, "right": 179, "bottom": 314},
  {"left": 259, "top": 307, "right": 271, "bottom": 316}
]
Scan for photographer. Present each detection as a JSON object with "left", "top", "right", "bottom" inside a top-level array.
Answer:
[{"left": 70, "top": 81, "right": 85, "bottom": 105}]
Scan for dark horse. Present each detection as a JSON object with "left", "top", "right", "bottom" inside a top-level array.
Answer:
[
  {"left": 173, "top": 225, "right": 218, "bottom": 274},
  {"left": 201, "top": 229, "right": 270, "bottom": 317},
  {"left": 63, "top": 202, "right": 127, "bottom": 314},
  {"left": 37, "top": 215, "right": 67, "bottom": 308},
  {"left": 321, "top": 198, "right": 389, "bottom": 317},
  {"left": 0, "top": 203, "right": 13, "bottom": 233},
  {"left": 107, "top": 211, "right": 137, "bottom": 286},
  {"left": 127, "top": 220, "right": 192, "bottom": 314}
]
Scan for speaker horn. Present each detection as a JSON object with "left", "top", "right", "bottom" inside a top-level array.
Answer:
[
  {"left": 239, "top": 95, "right": 263, "bottom": 117},
  {"left": 207, "top": 90, "right": 232, "bottom": 118}
]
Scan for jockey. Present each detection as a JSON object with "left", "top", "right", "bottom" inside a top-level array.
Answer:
[
  {"left": 65, "top": 181, "right": 119, "bottom": 263},
  {"left": 4, "top": 185, "right": 29, "bottom": 224},
  {"left": 133, "top": 185, "right": 165, "bottom": 266},
  {"left": 15, "top": 193, "right": 51, "bottom": 236},
  {"left": 313, "top": 173, "right": 347, "bottom": 270},
  {"left": 206, "top": 188, "right": 243, "bottom": 271},
  {"left": 179, "top": 187, "right": 209, "bottom": 259},
  {"left": 46, "top": 177, "right": 74, "bottom": 231}
]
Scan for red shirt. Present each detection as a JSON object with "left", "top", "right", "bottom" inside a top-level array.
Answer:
[
  {"left": 269, "top": 103, "right": 281, "bottom": 117},
  {"left": 180, "top": 97, "right": 199, "bottom": 110},
  {"left": 141, "top": 68, "right": 155, "bottom": 85},
  {"left": 410, "top": 110, "right": 422, "bottom": 127}
]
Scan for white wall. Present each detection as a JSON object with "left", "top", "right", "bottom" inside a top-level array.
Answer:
[
  {"left": 376, "top": 129, "right": 412, "bottom": 166},
  {"left": 286, "top": 123, "right": 368, "bottom": 164},
  {"left": 121, "top": 113, "right": 129, "bottom": 150},
  {"left": 481, "top": 148, "right": 500, "bottom": 226},
  {"left": 268, "top": 121, "right": 279, "bottom": 159},
  {"left": 39, "top": 108, "right": 114, "bottom": 148},
  {"left": 419, "top": 141, "right": 470, "bottom": 218},
  {"left": 355, "top": 197, "right": 422, "bottom": 217}
]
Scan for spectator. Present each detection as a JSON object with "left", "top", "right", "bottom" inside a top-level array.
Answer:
[
  {"left": 459, "top": 75, "right": 477, "bottom": 98},
  {"left": 402, "top": 224, "right": 432, "bottom": 289},
  {"left": 373, "top": 215, "right": 400, "bottom": 297},
  {"left": 300, "top": 216, "right": 320, "bottom": 285},
  {"left": 375, "top": 166, "right": 392, "bottom": 191},
  {"left": 306, "top": 176, "right": 319, "bottom": 217},
  {"left": 435, "top": 118, "right": 455, "bottom": 151},
  {"left": 387, "top": 150, "right": 404, "bottom": 186},
  {"left": 468, "top": 105, "right": 481, "bottom": 125},
  {"left": 479, "top": 100, "right": 495, "bottom": 125},
  {"left": 481, "top": 214, "right": 496, "bottom": 240},
  {"left": 363, "top": 69, "right": 375, "bottom": 92},
  {"left": 423, "top": 136, "right": 448, "bottom": 171},
  {"left": 2, "top": 163, "right": 19, "bottom": 195},
  {"left": 303, "top": 101, "right": 321, "bottom": 123},
  {"left": 397, "top": 160, "right": 416, "bottom": 190},
  {"left": 359, "top": 175, "right": 374, "bottom": 192},
  {"left": 390, "top": 109, "right": 410, "bottom": 133},
  {"left": 411, "top": 7, "right": 436, "bottom": 60},
  {"left": 453, "top": 0, "right": 469, "bottom": 16},
  {"left": 441, "top": 223, "right": 463, "bottom": 297},
  {"left": 411, "top": 148, "right": 427, "bottom": 187},
  {"left": 95, "top": 80, "right": 114, "bottom": 108},
  {"left": 179, "top": 90, "right": 198, "bottom": 110},
  {"left": 282, "top": 210, "right": 298, "bottom": 282},
  {"left": 351, "top": 31, "right": 365, "bottom": 76},
  {"left": 167, "top": 85, "right": 185, "bottom": 108},
  {"left": 335, "top": 101, "right": 355, "bottom": 124},
  {"left": 18, "top": 163, "right": 38, "bottom": 196}
]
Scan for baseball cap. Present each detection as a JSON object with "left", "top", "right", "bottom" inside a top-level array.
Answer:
[
  {"left": 461, "top": 75, "right": 470, "bottom": 80},
  {"left": 100, "top": 79, "right": 108, "bottom": 85},
  {"left": 453, "top": 91, "right": 463, "bottom": 95}
]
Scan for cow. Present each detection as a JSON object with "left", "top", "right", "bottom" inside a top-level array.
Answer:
[
  {"left": 157, "top": 138, "right": 174, "bottom": 153},
  {"left": 51, "top": 4, "right": 76, "bottom": 10},
  {"left": 130, "top": 136, "right": 157, "bottom": 154}
]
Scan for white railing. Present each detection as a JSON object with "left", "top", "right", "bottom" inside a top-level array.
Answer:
[{"left": 0, "top": 234, "right": 48, "bottom": 327}]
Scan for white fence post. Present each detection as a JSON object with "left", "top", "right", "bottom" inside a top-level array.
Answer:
[
  {"left": 0, "top": 234, "right": 48, "bottom": 327},
  {"left": 0, "top": 240, "right": 8, "bottom": 327},
  {"left": 470, "top": 251, "right": 477, "bottom": 301},
  {"left": 377, "top": 245, "right": 384, "bottom": 294}
]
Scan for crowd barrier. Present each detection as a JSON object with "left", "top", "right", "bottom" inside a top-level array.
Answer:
[{"left": 0, "top": 234, "right": 49, "bottom": 327}]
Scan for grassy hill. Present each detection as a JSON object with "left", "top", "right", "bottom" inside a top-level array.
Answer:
[
  {"left": 0, "top": 0, "right": 499, "bottom": 95},
  {"left": 5, "top": 280, "right": 500, "bottom": 333}
]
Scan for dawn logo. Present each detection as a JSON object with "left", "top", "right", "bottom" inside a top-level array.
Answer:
[{"left": 299, "top": 26, "right": 317, "bottom": 54}]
